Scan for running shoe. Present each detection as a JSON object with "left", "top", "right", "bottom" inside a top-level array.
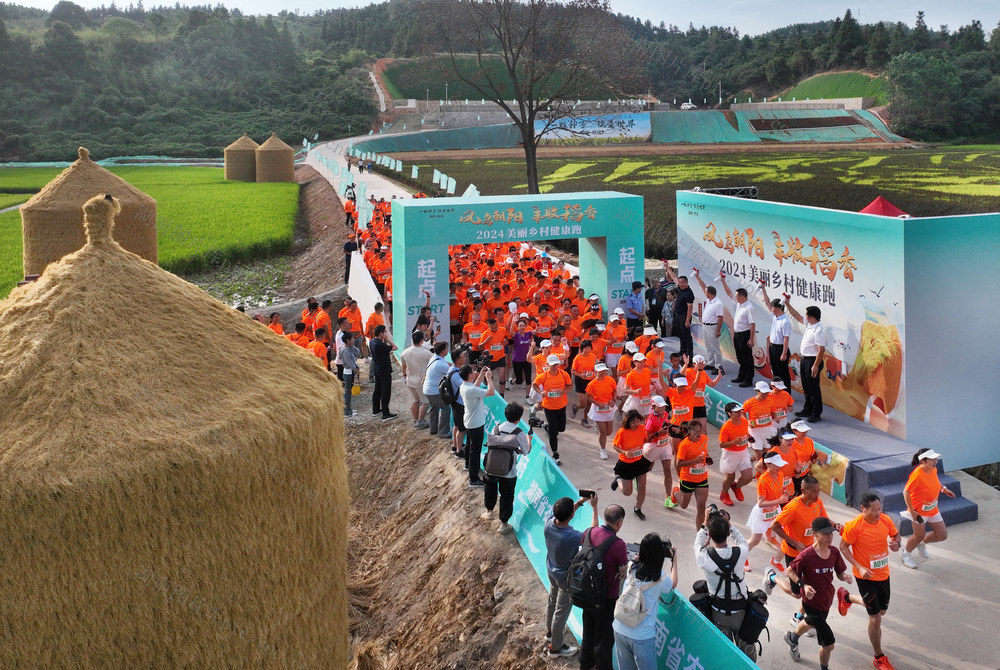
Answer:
[
  {"left": 790, "top": 611, "right": 805, "bottom": 627},
  {"left": 900, "top": 549, "right": 918, "bottom": 569},
  {"left": 611, "top": 476, "right": 620, "bottom": 491},
  {"left": 581, "top": 417, "right": 590, "bottom": 427},
  {"left": 784, "top": 631, "right": 800, "bottom": 662},
  {"left": 497, "top": 522, "right": 512, "bottom": 534},
  {"left": 381, "top": 413, "right": 398, "bottom": 421},
  {"left": 837, "top": 587, "right": 852, "bottom": 616},
  {"left": 663, "top": 496, "right": 677, "bottom": 509},
  {"left": 744, "top": 559, "right": 752, "bottom": 572},
  {"left": 600, "top": 448, "right": 609, "bottom": 460},
  {"left": 670, "top": 486, "right": 680, "bottom": 506},
  {"left": 916, "top": 542, "right": 931, "bottom": 559},
  {"left": 769, "top": 556, "right": 786, "bottom": 573},
  {"left": 571, "top": 405, "right": 579, "bottom": 418},
  {"left": 548, "top": 644, "right": 579, "bottom": 657},
  {"left": 762, "top": 566, "right": 777, "bottom": 595},
  {"left": 873, "top": 654, "right": 896, "bottom": 670},
  {"left": 732, "top": 485, "right": 745, "bottom": 502},
  {"left": 468, "top": 480, "right": 484, "bottom": 488},
  {"left": 720, "top": 491, "right": 734, "bottom": 507},
  {"left": 633, "top": 507, "right": 646, "bottom": 521},
  {"left": 480, "top": 510, "right": 495, "bottom": 521}
]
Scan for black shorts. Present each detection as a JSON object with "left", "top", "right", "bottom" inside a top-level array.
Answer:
[
  {"left": 693, "top": 406, "right": 707, "bottom": 418},
  {"left": 614, "top": 457, "right": 652, "bottom": 480},
  {"left": 802, "top": 605, "right": 835, "bottom": 647},
  {"left": 857, "top": 577, "right": 890, "bottom": 615},
  {"left": 450, "top": 324, "right": 461, "bottom": 337},
  {"left": 487, "top": 358, "right": 506, "bottom": 370},
  {"left": 784, "top": 553, "right": 801, "bottom": 596},
  {"left": 680, "top": 478, "right": 708, "bottom": 493},
  {"left": 574, "top": 377, "right": 589, "bottom": 394},
  {"left": 451, "top": 403, "right": 466, "bottom": 432}
]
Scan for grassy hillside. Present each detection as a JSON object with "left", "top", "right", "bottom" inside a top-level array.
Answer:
[
  {"left": 785, "top": 72, "right": 889, "bottom": 106},
  {"left": 382, "top": 55, "right": 620, "bottom": 101}
]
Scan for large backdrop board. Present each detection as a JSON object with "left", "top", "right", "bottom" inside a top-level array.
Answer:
[
  {"left": 391, "top": 192, "right": 644, "bottom": 347},
  {"left": 677, "top": 190, "right": 1000, "bottom": 470}
]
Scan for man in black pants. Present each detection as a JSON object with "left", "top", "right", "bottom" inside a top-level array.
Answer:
[
  {"left": 369, "top": 324, "right": 398, "bottom": 421},
  {"left": 760, "top": 286, "right": 792, "bottom": 391},
  {"left": 720, "top": 280, "right": 757, "bottom": 387},
  {"left": 666, "top": 265, "right": 695, "bottom": 358},
  {"left": 787, "top": 301, "right": 827, "bottom": 422},
  {"left": 343, "top": 233, "right": 357, "bottom": 284},
  {"left": 579, "top": 505, "right": 628, "bottom": 670},
  {"left": 482, "top": 401, "right": 531, "bottom": 533}
]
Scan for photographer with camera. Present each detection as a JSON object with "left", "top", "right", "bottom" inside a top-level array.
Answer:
[
  {"left": 694, "top": 505, "right": 758, "bottom": 661},
  {"left": 612, "top": 533, "right": 678, "bottom": 670}
]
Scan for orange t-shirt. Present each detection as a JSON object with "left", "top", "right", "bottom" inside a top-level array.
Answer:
[
  {"left": 463, "top": 322, "right": 488, "bottom": 349},
  {"left": 586, "top": 376, "right": 618, "bottom": 410},
  {"left": 480, "top": 327, "right": 509, "bottom": 361},
  {"left": 791, "top": 436, "right": 818, "bottom": 479},
  {"left": 605, "top": 324, "right": 627, "bottom": 355},
  {"left": 676, "top": 434, "right": 709, "bottom": 483},
  {"left": 645, "top": 348, "right": 664, "bottom": 373},
  {"left": 535, "top": 315, "right": 556, "bottom": 339},
  {"left": 307, "top": 340, "right": 328, "bottom": 366},
  {"left": 756, "top": 470, "right": 785, "bottom": 522},
  {"left": 769, "top": 390, "right": 795, "bottom": 424},
  {"left": 549, "top": 343, "right": 568, "bottom": 366},
  {"left": 773, "top": 447, "right": 798, "bottom": 495},
  {"left": 841, "top": 514, "right": 899, "bottom": 581},
  {"left": 564, "top": 324, "right": 583, "bottom": 348},
  {"left": 626, "top": 368, "right": 653, "bottom": 406},
  {"left": 742, "top": 396, "right": 775, "bottom": 431},
  {"left": 287, "top": 333, "right": 310, "bottom": 348},
  {"left": 373, "top": 258, "right": 392, "bottom": 283},
  {"left": 534, "top": 369, "right": 571, "bottom": 410},
  {"left": 718, "top": 418, "right": 750, "bottom": 452},
  {"left": 588, "top": 336, "right": 607, "bottom": 359},
  {"left": 905, "top": 467, "right": 941, "bottom": 518},
  {"left": 614, "top": 425, "right": 647, "bottom": 463},
  {"left": 774, "top": 496, "right": 829, "bottom": 558},
  {"left": 301, "top": 309, "right": 318, "bottom": 338},
  {"left": 616, "top": 353, "right": 633, "bottom": 376},
  {"left": 665, "top": 386, "right": 695, "bottom": 425},
  {"left": 572, "top": 352, "right": 597, "bottom": 381},
  {"left": 684, "top": 368, "right": 710, "bottom": 408},
  {"left": 365, "top": 312, "right": 385, "bottom": 339},
  {"left": 314, "top": 309, "right": 332, "bottom": 336},
  {"left": 268, "top": 322, "right": 284, "bottom": 335},
  {"left": 341, "top": 308, "right": 363, "bottom": 335}
]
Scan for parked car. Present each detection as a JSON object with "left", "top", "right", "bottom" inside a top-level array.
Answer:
[{"left": 680, "top": 102, "right": 698, "bottom": 110}]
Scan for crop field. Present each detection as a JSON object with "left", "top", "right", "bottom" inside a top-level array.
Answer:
[
  {"left": 409, "top": 148, "right": 1000, "bottom": 258},
  {"left": 0, "top": 194, "right": 31, "bottom": 210},
  {"left": 0, "top": 166, "right": 299, "bottom": 299},
  {"left": 784, "top": 72, "right": 889, "bottom": 106}
]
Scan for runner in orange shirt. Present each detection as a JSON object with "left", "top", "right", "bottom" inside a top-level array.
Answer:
[
  {"left": 670, "top": 421, "right": 710, "bottom": 529},
  {"left": 756, "top": 430, "right": 801, "bottom": 500},
  {"left": 643, "top": 395, "right": 677, "bottom": 510},
  {"left": 839, "top": 492, "right": 903, "bottom": 670},
  {"left": 664, "top": 375, "right": 695, "bottom": 430},
  {"left": 267, "top": 312, "right": 284, "bottom": 336},
  {"left": 769, "top": 378, "right": 796, "bottom": 425},
  {"left": 745, "top": 451, "right": 790, "bottom": 571},
  {"left": 790, "top": 420, "right": 829, "bottom": 495},
  {"left": 570, "top": 339, "right": 597, "bottom": 426},
  {"left": 900, "top": 448, "right": 955, "bottom": 569},
  {"left": 717, "top": 401, "right": 754, "bottom": 507},
  {"left": 548, "top": 329, "right": 568, "bottom": 367},
  {"left": 603, "top": 313, "right": 627, "bottom": 372},
  {"left": 685, "top": 354, "right": 723, "bottom": 432},
  {"left": 609, "top": 409, "right": 652, "bottom": 521},
  {"left": 462, "top": 311, "right": 488, "bottom": 364},
  {"left": 479, "top": 318, "right": 509, "bottom": 396},
  {"left": 743, "top": 381, "right": 779, "bottom": 460},
  {"left": 339, "top": 299, "right": 364, "bottom": 337},
  {"left": 622, "top": 353, "right": 656, "bottom": 417},
  {"left": 765, "top": 475, "right": 834, "bottom": 607},
  {"left": 585, "top": 363, "right": 618, "bottom": 459},
  {"left": 534, "top": 305, "right": 557, "bottom": 343},
  {"left": 616, "top": 341, "right": 636, "bottom": 379},
  {"left": 532, "top": 355, "right": 572, "bottom": 465}
]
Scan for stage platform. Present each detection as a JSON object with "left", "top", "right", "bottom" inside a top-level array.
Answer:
[{"left": 660, "top": 334, "right": 979, "bottom": 533}]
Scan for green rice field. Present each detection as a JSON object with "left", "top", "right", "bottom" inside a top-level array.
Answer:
[
  {"left": 0, "top": 166, "right": 299, "bottom": 299},
  {"left": 409, "top": 147, "right": 1000, "bottom": 258}
]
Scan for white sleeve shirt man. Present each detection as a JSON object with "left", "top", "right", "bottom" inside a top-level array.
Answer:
[
  {"left": 733, "top": 301, "right": 755, "bottom": 334},
  {"left": 769, "top": 313, "right": 791, "bottom": 344},
  {"left": 800, "top": 320, "right": 826, "bottom": 356},
  {"left": 701, "top": 297, "right": 724, "bottom": 325}
]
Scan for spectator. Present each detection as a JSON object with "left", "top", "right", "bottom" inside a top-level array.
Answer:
[
  {"left": 578, "top": 505, "right": 628, "bottom": 670},
  {"left": 625, "top": 281, "right": 645, "bottom": 334},
  {"left": 448, "top": 348, "right": 468, "bottom": 458},
  {"left": 369, "top": 324, "right": 398, "bottom": 421},
  {"left": 460, "top": 364, "right": 496, "bottom": 488},
  {"left": 665, "top": 263, "right": 695, "bottom": 358},
  {"left": 691, "top": 272, "right": 724, "bottom": 373},
  {"left": 343, "top": 233, "right": 358, "bottom": 284},
  {"left": 423, "top": 341, "right": 453, "bottom": 440},
  {"left": 786, "top": 299, "right": 826, "bottom": 422},
  {"left": 544, "top": 493, "right": 599, "bottom": 658},
  {"left": 481, "top": 402, "right": 531, "bottom": 533},
  {"left": 339, "top": 332, "right": 360, "bottom": 417},
  {"left": 760, "top": 284, "right": 792, "bottom": 391},
  {"left": 613, "top": 533, "right": 678, "bottom": 670},
  {"left": 400, "top": 330, "right": 433, "bottom": 428}
]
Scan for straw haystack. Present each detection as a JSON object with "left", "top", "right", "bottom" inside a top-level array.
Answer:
[
  {"left": 20, "top": 147, "right": 157, "bottom": 276},
  {"left": 256, "top": 132, "right": 295, "bottom": 182},
  {"left": 0, "top": 194, "right": 348, "bottom": 668},
  {"left": 224, "top": 133, "right": 259, "bottom": 181}
]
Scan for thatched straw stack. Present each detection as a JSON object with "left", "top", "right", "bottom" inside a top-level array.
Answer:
[
  {"left": 224, "top": 133, "right": 259, "bottom": 181},
  {"left": 256, "top": 132, "right": 295, "bottom": 182},
  {"left": 0, "top": 194, "right": 348, "bottom": 668},
  {"left": 20, "top": 147, "right": 157, "bottom": 276}
]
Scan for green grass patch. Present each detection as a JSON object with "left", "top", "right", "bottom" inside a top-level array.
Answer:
[
  {"left": 408, "top": 147, "right": 1000, "bottom": 259},
  {"left": 382, "top": 55, "right": 619, "bottom": 101},
  {"left": 0, "top": 167, "right": 64, "bottom": 193},
  {"left": 0, "top": 166, "right": 299, "bottom": 298},
  {"left": 785, "top": 72, "right": 889, "bottom": 106},
  {"left": 0, "top": 194, "right": 31, "bottom": 210}
]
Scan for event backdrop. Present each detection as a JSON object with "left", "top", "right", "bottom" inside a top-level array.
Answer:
[
  {"left": 391, "top": 193, "right": 644, "bottom": 348},
  {"left": 677, "top": 191, "right": 908, "bottom": 440}
]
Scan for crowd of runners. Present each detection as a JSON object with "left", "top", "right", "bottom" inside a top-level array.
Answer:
[{"left": 255, "top": 193, "right": 954, "bottom": 670}]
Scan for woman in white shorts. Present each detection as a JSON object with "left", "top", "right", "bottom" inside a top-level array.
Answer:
[
  {"left": 642, "top": 396, "right": 678, "bottom": 509},
  {"left": 586, "top": 363, "right": 618, "bottom": 460},
  {"left": 900, "top": 448, "right": 956, "bottom": 569},
  {"left": 746, "top": 452, "right": 790, "bottom": 569}
]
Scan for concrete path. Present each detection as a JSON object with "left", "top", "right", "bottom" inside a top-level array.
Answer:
[{"left": 306, "top": 139, "right": 413, "bottom": 203}]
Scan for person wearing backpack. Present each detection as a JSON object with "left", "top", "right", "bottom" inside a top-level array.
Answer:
[
  {"left": 574, "top": 505, "right": 628, "bottom": 670},
  {"left": 694, "top": 508, "right": 758, "bottom": 660},
  {"left": 612, "top": 533, "right": 678, "bottom": 670},
  {"left": 481, "top": 402, "right": 532, "bottom": 533},
  {"left": 423, "top": 341, "right": 453, "bottom": 440},
  {"left": 544, "top": 494, "right": 600, "bottom": 658}
]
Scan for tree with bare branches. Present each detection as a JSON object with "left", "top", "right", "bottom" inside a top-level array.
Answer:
[{"left": 422, "top": 0, "right": 644, "bottom": 194}]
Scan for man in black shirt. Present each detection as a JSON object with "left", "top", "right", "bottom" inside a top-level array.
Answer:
[
  {"left": 666, "top": 264, "right": 695, "bottom": 358},
  {"left": 369, "top": 324, "right": 398, "bottom": 421},
  {"left": 343, "top": 233, "right": 358, "bottom": 284}
]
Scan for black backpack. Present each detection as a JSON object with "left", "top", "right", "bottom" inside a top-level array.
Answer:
[
  {"left": 438, "top": 368, "right": 459, "bottom": 404},
  {"left": 483, "top": 426, "right": 522, "bottom": 478},
  {"left": 707, "top": 546, "right": 745, "bottom": 615},
  {"left": 567, "top": 528, "right": 618, "bottom": 612}
]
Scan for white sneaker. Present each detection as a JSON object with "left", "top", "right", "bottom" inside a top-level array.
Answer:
[
  {"left": 916, "top": 542, "right": 931, "bottom": 559},
  {"left": 901, "top": 549, "right": 918, "bottom": 569},
  {"left": 600, "top": 448, "right": 609, "bottom": 460},
  {"left": 480, "top": 510, "right": 495, "bottom": 521},
  {"left": 497, "top": 522, "right": 512, "bottom": 534}
]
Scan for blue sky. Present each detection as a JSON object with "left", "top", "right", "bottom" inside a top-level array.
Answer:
[{"left": 18, "top": 0, "right": 1000, "bottom": 37}]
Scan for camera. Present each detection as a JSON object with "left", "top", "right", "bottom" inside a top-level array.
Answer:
[
  {"left": 707, "top": 503, "right": 730, "bottom": 522},
  {"left": 662, "top": 538, "right": 675, "bottom": 560}
]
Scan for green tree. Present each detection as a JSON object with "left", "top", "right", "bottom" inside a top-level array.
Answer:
[
  {"left": 951, "top": 20, "right": 986, "bottom": 55},
  {"left": 832, "top": 9, "right": 864, "bottom": 65},
  {"left": 866, "top": 22, "right": 891, "bottom": 69},
  {"left": 912, "top": 11, "right": 930, "bottom": 51},
  {"left": 888, "top": 21, "right": 909, "bottom": 57},
  {"left": 44, "top": 20, "right": 88, "bottom": 74},
  {"left": 886, "top": 52, "right": 961, "bottom": 138},
  {"left": 46, "top": 1, "right": 90, "bottom": 30}
]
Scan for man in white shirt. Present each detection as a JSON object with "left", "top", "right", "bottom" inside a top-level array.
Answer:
[
  {"left": 693, "top": 271, "right": 725, "bottom": 373},
  {"left": 787, "top": 301, "right": 827, "bottom": 422},
  {"left": 760, "top": 284, "right": 792, "bottom": 391},
  {"left": 718, "top": 278, "right": 757, "bottom": 387},
  {"left": 400, "top": 331, "right": 434, "bottom": 428}
]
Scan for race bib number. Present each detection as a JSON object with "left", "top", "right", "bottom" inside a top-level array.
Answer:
[
  {"left": 582, "top": 371, "right": 594, "bottom": 379},
  {"left": 490, "top": 344, "right": 503, "bottom": 351},
  {"left": 870, "top": 553, "right": 889, "bottom": 570},
  {"left": 625, "top": 448, "right": 643, "bottom": 459},
  {"left": 754, "top": 416, "right": 772, "bottom": 427},
  {"left": 450, "top": 319, "right": 458, "bottom": 326},
  {"left": 775, "top": 409, "right": 787, "bottom": 420},
  {"left": 689, "top": 465, "right": 707, "bottom": 476},
  {"left": 921, "top": 501, "right": 937, "bottom": 513},
  {"left": 737, "top": 436, "right": 749, "bottom": 447},
  {"left": 783, "top": 476, "right": 792, "bottom": 491},
  {"left": 762, "top": 506, "right": 780, "bottom": 521},
  {"left": 596, "top": 403, "right": 612, "bottom": 412},
  {"left": 546, "top": 390, "right": 564, "bottom": 398},
  {"left": 694, "top": 388, "right": 705, "bottom": 398},
  {"left": 469, "top": 332, "right": 481, "bottom": 340},
  {"left": 657, "top": 436, "right": 671, "bottom": 448},
  {"left": 804, "top": 528, "right": 814, "bottom": 537},
  {"left": 673, "top": 406, "right": 689, "bottom": 417},
  {"left": 640, "top": 396, "right": 651, "bottom": 406}
]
